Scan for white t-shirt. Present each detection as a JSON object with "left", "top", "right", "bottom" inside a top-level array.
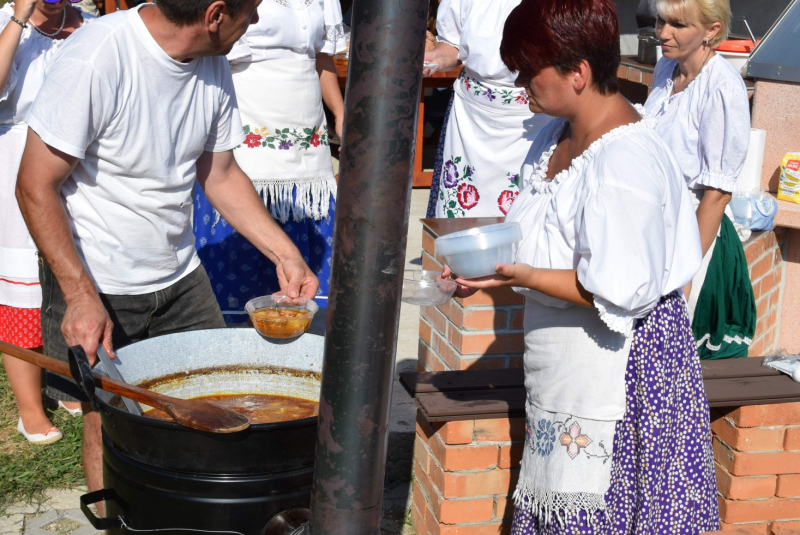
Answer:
[
  {"left": 27, "top": 5, "right": 245, "bottom": 295},
  {"left": 643, "top": 55, "right": 750, "bottom": 193}
]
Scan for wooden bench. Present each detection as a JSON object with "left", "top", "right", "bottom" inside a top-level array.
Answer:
[{"left": 400, "top": 357, "right": 800, "bottom": 423}]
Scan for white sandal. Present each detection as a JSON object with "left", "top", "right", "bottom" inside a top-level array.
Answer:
[
  {"left": 58, "top": 400, "right": 83, "bottom": 417},
  {"left": 17, "top": 418, "right": 63, "bottom": 445}
]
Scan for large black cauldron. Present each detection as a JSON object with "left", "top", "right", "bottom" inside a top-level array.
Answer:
[{"left": 82, "top": 329, "right": 323, "bottom": 534}]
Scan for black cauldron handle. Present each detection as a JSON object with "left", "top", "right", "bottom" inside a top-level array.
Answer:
[
  {"left": 80, "top": 489, "right": 125, "bottom": 529},
  {"left": 68, "top": 345, "right": 98, "bottom": 410},
  {"left": 262, "top": 508, "right": 311, "bottom": 535}
]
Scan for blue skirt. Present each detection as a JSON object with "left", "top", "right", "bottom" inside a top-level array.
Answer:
[
  {"left": 193, "top": 185, "right": 335, "bottom": 322},
  {"left": 512, "top": 292, "right": 719, "bottom": 534}
]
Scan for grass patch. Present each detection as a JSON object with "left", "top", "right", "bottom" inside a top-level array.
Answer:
[{"left": 0, "top": 364, "right": 85, "bottom": 510}]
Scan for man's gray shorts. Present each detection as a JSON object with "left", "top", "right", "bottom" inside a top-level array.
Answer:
[{"left": 41, "top": 262, "right": 225, "bottom": 402}]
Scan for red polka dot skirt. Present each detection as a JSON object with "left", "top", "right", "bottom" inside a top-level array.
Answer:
[{"left": 0, "top": 305, "right": 43, "bottom": 349}]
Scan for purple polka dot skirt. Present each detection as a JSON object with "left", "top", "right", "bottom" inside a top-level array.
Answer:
[{"left": 512, "top": 292, "right": 720, "bottom": 535}]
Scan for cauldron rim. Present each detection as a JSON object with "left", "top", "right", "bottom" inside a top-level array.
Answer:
[{"left": 96, "top": 394, "right": 318, "bottom": 433}]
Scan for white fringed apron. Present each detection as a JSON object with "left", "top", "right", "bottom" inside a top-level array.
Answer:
[
  {"left": 230, "top": 58, "right": 336, "bottom": 223},
  {"left": 0, "top": 124, "right": 41, "bottom": 308},
  {"left": 434, "top": 68, "right": 550, "bottom": 218}
]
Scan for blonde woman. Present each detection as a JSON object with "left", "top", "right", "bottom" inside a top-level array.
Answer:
[{"left": 644, "top": 0, "right": 754, "bottom": 359}]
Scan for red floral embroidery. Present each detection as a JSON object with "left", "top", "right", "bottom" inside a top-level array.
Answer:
[
  {"left": 244, "top": 132, "right": 263, "bottom": 148},
  {"left": 497, "top": 190, "right": 518, "bottom": 215},
  {"left": 457, "top": 183, "right": 480, "bottom": 210},
  {"left": 310, "top": 133, "right": 321, "bottom": 147},
  {"left": 560, "top": 422, "right": 592, "bottom": 459}
]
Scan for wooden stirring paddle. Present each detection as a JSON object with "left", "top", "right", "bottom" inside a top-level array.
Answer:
[{"left": 0, "top": 341, "right": 250, "bottom": 433}]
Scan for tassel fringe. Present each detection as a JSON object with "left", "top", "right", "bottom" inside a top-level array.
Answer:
[{"left": 513, "top": 482, "right": 607, "bottom": 528}]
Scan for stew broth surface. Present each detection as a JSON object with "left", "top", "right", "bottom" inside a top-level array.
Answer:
[{"left": 144, "top": 394, "right": 319, "bottom": 424}]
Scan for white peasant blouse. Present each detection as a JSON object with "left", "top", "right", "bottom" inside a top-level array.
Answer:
[
  {"left": 436, "top": 0, "right": 521, "bottom": 86},
  {"left": 507, "top": 113, "right": 702, "bottom": 337},
  {"left": 227, "top": 0, "right": 346, "bottom": 64},
  {"left": 643, "top": 54, "right": 750, "bottom": 193}
]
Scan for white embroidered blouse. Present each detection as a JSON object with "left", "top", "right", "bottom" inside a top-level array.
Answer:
[
  {"left": 227, "top": 0, "right": 346, "bottom": 64},
  {"left": 436, "top": 0, "right": 521, "bottom": 86},
  {"left": 643, "top": 54, "right": 750, "bottom": 193},
  {"left": 0, "top": 4, "right": 93, "bottom": 125},
  {"left": 507, "top": 112, "right": 702, "bottom": 338}
]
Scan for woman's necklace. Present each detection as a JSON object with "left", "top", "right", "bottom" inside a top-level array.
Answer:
[
  {"left": 29, "top": 7, "right": 66, "bottom": 38},
  {"left": 672, "top": 46, "right": 713, "bottom": 95}
]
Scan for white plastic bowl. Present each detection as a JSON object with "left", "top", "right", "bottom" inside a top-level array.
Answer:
[
  {"left": 402, "top": 270, "right": 457, "bottom": 306},
  {"left": 717, "top": 50, "right": 749, "bottom": 77},
  {"left": 435, "top": 222, "right": 522, "bottom": 279}
]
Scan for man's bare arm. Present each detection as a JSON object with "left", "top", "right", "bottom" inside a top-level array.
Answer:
[
  {"left": 15, "top": 128, "right": 114, "bottom": 360},
  {"left": 196, "top": 150, "right": 319, "bottom": 299}
]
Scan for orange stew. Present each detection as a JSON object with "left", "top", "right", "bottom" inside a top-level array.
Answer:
[
  {"left": 251, "top": 307, "right": 312, "bottom": 339},
  {"left": 144, "top": 394, "right": 319, "bottom": 424}
]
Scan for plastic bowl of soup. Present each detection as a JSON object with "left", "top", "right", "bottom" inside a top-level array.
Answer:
[{"left": 245, "top": 295, "right": 319, "bottom": 339}]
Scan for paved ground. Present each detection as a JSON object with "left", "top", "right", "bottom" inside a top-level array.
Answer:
[{"left": 1, "top": 189, "right": 429, "bottom": 535}]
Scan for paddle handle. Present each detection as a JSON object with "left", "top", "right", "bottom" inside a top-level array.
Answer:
[{"left": 0, "top": 340, "right": 173, "bottom": 410}]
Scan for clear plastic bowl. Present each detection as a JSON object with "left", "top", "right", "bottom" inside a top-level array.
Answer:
[
  {"left": 245, "top": 295, "right": 319, "bottom": 339},
  {"left": 435, "top": 222, "right": 522, "bottom": 279},
  {"left": 402, "top": 270, "right": 457, "bottom": 306}
]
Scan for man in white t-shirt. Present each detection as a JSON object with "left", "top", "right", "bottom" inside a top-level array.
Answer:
[{"left": 16, "top": 0, "right": 319, "bottom": 497}]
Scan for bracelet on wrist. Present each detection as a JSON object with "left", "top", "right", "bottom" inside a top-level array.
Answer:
[{"left": 10, "top": 15, "right": 28, "bottom": 28}]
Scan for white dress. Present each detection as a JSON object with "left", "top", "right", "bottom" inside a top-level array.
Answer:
[
  {"left": 505, "top": 113, "right": 702, "bottom": 520},
  {"left": 644, "top": 54, "right": 751, "bottom": 315},
  {"left": 433, "top": 0, "right": 550, "bottom": 218},
  {"left": 0, "top": 5, "right": 92, "bottom": 308},
  {"left": 225, "top": 0, "right": 346, "bottom": 223}
]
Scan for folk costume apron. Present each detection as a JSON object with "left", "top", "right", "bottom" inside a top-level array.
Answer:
[
  {"left": 231, "top": 58, "right": 336, "bottom": 223},
  {"left": 434, "top": 70, "right": 550, "bottom": 218}
]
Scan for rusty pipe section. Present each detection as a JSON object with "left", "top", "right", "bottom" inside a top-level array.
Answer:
[{"left": 308, "top": 0, "right": 428, "bottom": 533}]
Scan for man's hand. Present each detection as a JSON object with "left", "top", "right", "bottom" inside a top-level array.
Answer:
[
  {"left": 276, "top": 257, "right": 319, "bottom": 300},
  {"left": 61, "top": 293, "right": 115, "bottom": 365}
]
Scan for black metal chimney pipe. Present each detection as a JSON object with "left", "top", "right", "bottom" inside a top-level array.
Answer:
[{"left": 308, "top": 0, "right": 428, "bottom": 533}]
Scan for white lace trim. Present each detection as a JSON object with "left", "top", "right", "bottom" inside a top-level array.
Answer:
[
  {"left": 513, "top": 483, "right": 607, "bottom": 528},
  {"left": 593, "top": 296, "right": 636, "bottom": 338},
  {"left": 695, "top": 332, "right": 753, "bottom": 352},
  {"left": 269, "top": 0, "right": 313, "bottom": 9},
  {"left": 528, "top": 105, "right": 657, "bottom": 195},
  {"left": 323, "top": 23, "right": 345, "bottom": 47}
]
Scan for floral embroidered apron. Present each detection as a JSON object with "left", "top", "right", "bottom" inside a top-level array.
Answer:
[
  {"left": 434, "top": 69, "right": 550, "bottom": 218},
  {"left": 230, "top": 58, "right": 336, "bottom": 223}
]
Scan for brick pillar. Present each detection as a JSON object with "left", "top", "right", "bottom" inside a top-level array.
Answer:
[
  {"left": 710, "top": 404, "right": 800, "bottom": 534},
  {"left": 419, "top": 226, "right": 525, "bottom": 372},
  {"left": 412, "top": 412, "right": 524, "bottom": 535},
  {"left": 744, "top": 229, "right": 787, "bottom": 357}
]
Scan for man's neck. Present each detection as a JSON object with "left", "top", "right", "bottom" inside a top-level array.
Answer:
[{"left": 138, "top": 4, "right": 208, "bottom": 63}]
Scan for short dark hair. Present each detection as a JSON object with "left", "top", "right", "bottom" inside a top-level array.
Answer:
[
  {"left": 155, "top": 0, "right": 249, "bottom": 26},
  {"left": 500, "top": 0, "right": 621, "bottom": 95}
]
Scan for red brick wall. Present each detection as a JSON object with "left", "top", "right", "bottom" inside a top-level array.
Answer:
[{"left": 711, "top": 405, "right": 800, "bottom": 534}]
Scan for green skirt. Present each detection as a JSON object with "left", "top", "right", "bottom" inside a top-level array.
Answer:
[{"left": 692, "top": 216, "right": 757, "bottom": 360}]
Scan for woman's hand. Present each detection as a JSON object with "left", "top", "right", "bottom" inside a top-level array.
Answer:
[
  {"left": 13, "top": 0, "right": 39, "bottom": 23},
  {"left": 454, "top": 263, "right": 534, "bottom": 289},
  {"left": 335, "top": 113, "right": 343, "bottom": 143},
  {"left": 425, "top": 31, "right": 437, "bottom": 52},
  {"left": 423, "top": 41, "right": 460, "bottom": 77},
  {"left": 441, "top": 265, "right": 479, "bottom": 298}
]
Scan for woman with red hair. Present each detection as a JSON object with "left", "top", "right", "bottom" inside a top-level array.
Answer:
[{"left": 449, "top": 0, "right": 720, "bottom": 532}]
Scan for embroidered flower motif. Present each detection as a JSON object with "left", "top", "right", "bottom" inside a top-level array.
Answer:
[
  {"left": 482, "top": 88, "right": 495, "bottom": 102},
  {"left": 310, "top": 133, "right": 321, "bottom": 147},
  {"left": 457, "top": 183, "right": 480, "bottom": 210},
  {"left": 516, "top": 92, "right": 529, "bottom": 105},
  {"left": 244, "top": 132, "right": 263, "bottom": 148},
  {"left": 278, "top": 139, "right": 294, "bottom": 150},
  {"left": 560, "top": 422, "right": 593, "bottom": 459},
  {"left": 508, "top": 173, "right": 520, "bottom": 187},
  {"left": 535, "top": 419, "right": 556, "bottom": 456},
  {"left": 497, "top": 190, "right": 518, "bottom": 215},
  {"left": 443, "top": 160, "right": 459, "bottom": 188}
]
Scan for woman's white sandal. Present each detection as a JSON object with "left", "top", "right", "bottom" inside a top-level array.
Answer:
[
  {"left": 17, "top": 418, "right": 63, "bottom": 445},
  {"left": 58, "top": 400, "right": 83, "bottom": 417}
]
